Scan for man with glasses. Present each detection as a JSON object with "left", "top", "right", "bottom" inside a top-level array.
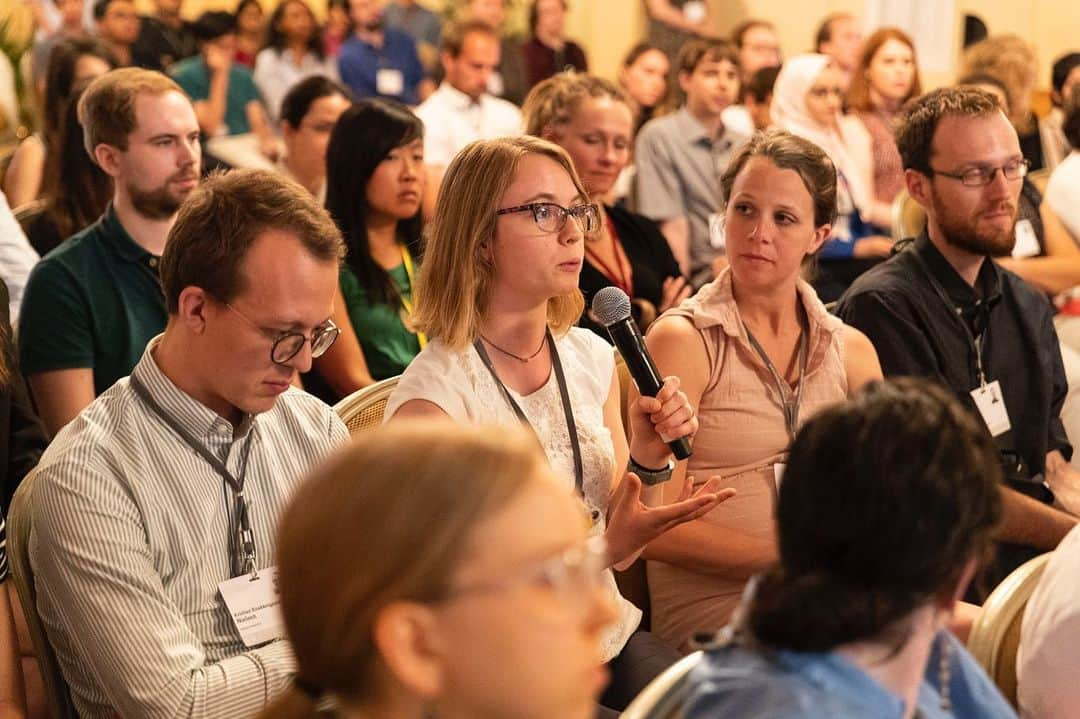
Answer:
[
  {"left": 837, "top": 86, "right": 1079, "bottom": 588},
  {"left": 29, "top": 168, "right": 350, "bottom": 718}
]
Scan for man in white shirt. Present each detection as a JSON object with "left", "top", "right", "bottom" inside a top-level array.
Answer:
[{"left": 415, "top": 19, "right": 522, "bottom": 170}]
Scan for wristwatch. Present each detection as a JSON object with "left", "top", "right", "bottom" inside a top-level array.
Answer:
[{"left": 628, "top": 456, "right": 675, "bottom": 486}]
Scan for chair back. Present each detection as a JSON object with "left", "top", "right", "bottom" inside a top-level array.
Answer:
[
  {"left": 7, "top": 470, "right": 77, "bottom": 719},
  {"left": 967, "top": 552, "right": 1052, "bottom": 707},
  {"left": 622, "top": 651, "right": 703, "bottom": 719},
  {"left": 891, "top": 189, "right": 927, "bottom": 241},
  {"left": 333, "top": 376, "right": 400, "bottom": 435},
  {"left": 13, "top": 199, "right": 48, "bottom": 236}
]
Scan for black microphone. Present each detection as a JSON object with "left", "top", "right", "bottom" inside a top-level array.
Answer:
[{"left": 592, "top": 287, "right": 692, "bottom": 460}]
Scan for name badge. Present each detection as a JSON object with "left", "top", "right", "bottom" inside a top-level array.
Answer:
[
  {"left": 376, "top": 68, "right": 405, "bottom": 97},
  {"left": 1012, "top": 219, "right": 1040, "bottom": 259},
  {"left": 683, "top": 0, "right": 707, "bottom": 22},
  {"left": 773, "top": 462, "right": 786, "bottom": 493},
  {"left": 971, "top": 380, "right": 1011, "bottom": 437},
  {"left": 218, "top": 567, "right": 285, "bottom": 648},
  {"left": 487, "top": 70, "right": 505, "bottom": 97}
]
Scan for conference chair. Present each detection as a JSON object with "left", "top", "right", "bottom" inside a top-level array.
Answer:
[
  {"left": 333, "top": 376, "right": 400, "bottom": 435},
  {"left": 967, "top": 552, "right": 1052, "bottom": 707},
  {"left": 891, "top": 189, "right": 927, "bottom": 242},
  {"left": 13, "top": 198, "right": 47, "bottom": 235},
  {"left": 8, "top": 470, "right": 77, "bottom": 719},
  {"left": 621, "top": 650, "right": 703, "bottom": 719}
]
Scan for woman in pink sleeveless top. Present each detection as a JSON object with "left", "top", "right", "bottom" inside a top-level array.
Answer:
[{"left": 636, "top": 129, "right": 884, "bottom": 651}]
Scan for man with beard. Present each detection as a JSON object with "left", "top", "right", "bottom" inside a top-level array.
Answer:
[
  {"left": 837, "top": 86, "right": 1079, "bottom": 588},
  {"left": 19, "top": 68, "right": 201, "bottom": 437},
  {"left": 338, "top": 0, "right": 433, "bottom": 105}
]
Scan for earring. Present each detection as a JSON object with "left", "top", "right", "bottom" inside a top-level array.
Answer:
[{"left": 938, "top": 633, "right": 953, "bottom": 713}]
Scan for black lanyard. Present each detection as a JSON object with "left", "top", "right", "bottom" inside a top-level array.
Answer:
[
  {"left": 130, "top": 375, "right": 258, "bottom": 578},
  {"left": 912, "top": 250, "right": 989, "bottom": 387},
  {"left": 743, "top": 315, "right": 808, "bottom": 441},
  {"left": 473, "top": 328, "right": 584, "bottom": 496}
]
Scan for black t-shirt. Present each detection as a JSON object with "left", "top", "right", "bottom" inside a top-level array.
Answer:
[
  {"left": 836, "top": 233, "right": 1071, "bottom": 478},
  {"left": 132, "top": 16, "right": 198, "bottom": 72},
  {"left": 579, "top": 204, "right": 682, "bottom": 340}
]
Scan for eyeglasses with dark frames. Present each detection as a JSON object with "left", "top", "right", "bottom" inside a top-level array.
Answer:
[
  {"left": 223, "top": 302, "right": 340, "bottom": 365},
  {"left": 496, "top": 202, "right": 601, "bottom": 234},
  {"left": 928, "top": 158, "right": 1030, "bottom": 187}
]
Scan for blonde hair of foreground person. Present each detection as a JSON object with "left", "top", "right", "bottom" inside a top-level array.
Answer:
[
  {"left": 259, "top": 421, "right": 615, "bottom": 719},
  {"left": 410, "top": 136, "right": 588, "bottom": 350}
]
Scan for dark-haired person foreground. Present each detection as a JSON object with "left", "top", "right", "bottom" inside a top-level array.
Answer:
[
  {"left": 29, "top": 169, "right": 349, "bottom": 717},
  {"left": 684, "top": 379, "right": 1016, "bottom": 718},
  {"left": 309, "top": 99, "right": 426, "bottom": 399},
  {"left": 278, "top": 75, "right": 352, "bottom": 203},
  {"left": 19, "top": 68, "right": 201, "bottom": 437},
  {"left": 260, "top": 421, "right": 615, "bottom": 719},
  {"left": 837, "top": 87, "right": 1079, "bottom": 588}
]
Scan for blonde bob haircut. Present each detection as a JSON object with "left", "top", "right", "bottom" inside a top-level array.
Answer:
[
  {"left": 412, "top": 136, "right": 588, "bottom": 350},
  {"left": 521, "top": 70, "right": 631, "bottom": 137}
]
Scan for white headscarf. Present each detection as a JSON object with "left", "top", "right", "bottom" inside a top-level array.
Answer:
[{"left": 771, "top": 53, "right": 873, "bottom": 215}]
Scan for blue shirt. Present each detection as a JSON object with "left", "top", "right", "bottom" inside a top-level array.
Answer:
[
  {"left": 337, "top": 28, "right": 425, "bottom": 105},
  {"left": 685, "top": 631, "right": 1017, "bottom": 719}
]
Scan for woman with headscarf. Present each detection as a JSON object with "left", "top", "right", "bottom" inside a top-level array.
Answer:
[{"left": 771, "top": 53, "right": 893, "bottom": 301}]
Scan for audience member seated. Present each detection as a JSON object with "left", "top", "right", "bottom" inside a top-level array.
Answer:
[
  {"left": 386, "top": 135, "right": 731, "bottom": 714},
  {"left": 0, "top": 280, "right": 47, "bottom": 512},
  {"left": 92, "top": 0, "right": 138, "bottom": 66},
  {"left": 684, "top": 379, "right": 1016, "bottom": 719},
  {"left": 1041, "top": 53, "right": 1080, "bottom": 171},
  {"left": 644, "top": 0, "right": 718, "bottom": 67},
  {"left": 338, "top": 0, "right": 432, "bottom": 106},
  {"left": 310, "top": 100, "right": 426, "bottom": 399},
  {"left": 261, "top": 421, "right": 616, "bottom": 719},
  {"left": 618, "top": 42, "right": 670, "bottom": 134},
  {"left": 813, "top": 12, "right": 863, "bottom": 91},
  {"left": 24, "top": 83, "right": 114, "bottom": 257},
  {"left": 962, "top": 35, "right": 1049, "bottom": 172},
  {"left": 131, "top": 0, "right": 197, "bottom": 71},
  {"left": 640, "top": 129, "right": 882, "bottom": 651},
  {"left": 462, "top": 0, "right": 529, "bottom": 106},
  {"left": 846, "top": 28, "right": 921, "bottom": 219},
  {"left": 836, "top": 87, "right": 1080, "bottom": 591},
  {"left": 254, "top": 0, "right": 338, "bottom": 125},
  {"left": 3, "top": 36, "right": 114, "bottom": 209},
  {"left": 0, "top": 192, "right": 39, "bottom": 334},
  {"left": 773, "top": 54, "right": 892, "bottom": 300},
  {"left": 635, "top": 39, "right": 748, "bottom": 288},
  {"left": 730, "top": 19, "right": 780, "bottom": 83},
  {"left": 1017, "top": 522, "right": 1080, "bottom": 718},
  {"left": 742, "top": 65, "right": 779, "bottom": 131},
  {"left": 522, "top": 72, "right": 687, "bottom": 337},
  {"left": 29, "top": 0, "right": 87, "bottom": 96},
  {"left": 172, "top": 11, "right": 278, "bottom": 159},
  {"left": 277, "top": 75, "right": 351, "bottom": 203},
  {"left": 322, "top": 0, "right": 349, "bottom": 58},
  {"left": 522, "top": 0, "right": 587, "bottom": 89},
  {"left": 383, "top": 0, "right": 442, "bottom": 74},
  {"left": 19, "top": 68, "right": 201, "bottom": 437},
  {"left": 233, "top": 0, "right": 264, "bottom": 68},
  {"left": 1046, "top": 86, "right": 1080, "bottom": 243},
  {"left": 415, "top": 20, "right": 522, "bottom": 170},
  {"left": 29, "top": 168, "right": 349, "bottom": 717}
]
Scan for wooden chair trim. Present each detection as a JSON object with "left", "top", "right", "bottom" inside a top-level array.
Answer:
[
  {"left": 332, "top": 376, "right": 401, "bottom": 434},
  {"left": 622, "top": 650, "right": 703, "bottom": 719}
]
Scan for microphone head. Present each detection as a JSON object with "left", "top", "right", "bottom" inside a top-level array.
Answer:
[{"left": 592, "top": 286, "right": 632, "bottom": 327}]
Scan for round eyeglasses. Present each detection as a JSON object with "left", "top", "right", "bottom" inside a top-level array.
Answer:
[
  {"left": 223, "top": 302, "right": 340, "bottom": 365},
  {"left": 496, "top": 202, "right": 601, "bottom": 234}
]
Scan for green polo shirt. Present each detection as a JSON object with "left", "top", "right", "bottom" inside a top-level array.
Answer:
[
  {"left": 340, "top": 263, "right": 421, "bottom": 381},
  {"left": 170, "top": 56, "right": 259, "bottom": 135},
  {"left": 18, "top": 205, "right": 168, "bottom": 395}
]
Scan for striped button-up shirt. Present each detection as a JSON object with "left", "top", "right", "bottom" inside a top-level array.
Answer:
[{"left": 29, "top": 338, "right": 349, "bottom": 718}]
